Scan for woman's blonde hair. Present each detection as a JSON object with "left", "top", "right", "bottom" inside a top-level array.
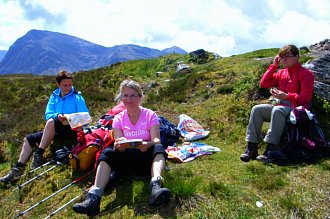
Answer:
[{"left": 115, "top": 79, "right": 144, "bottom": 102}]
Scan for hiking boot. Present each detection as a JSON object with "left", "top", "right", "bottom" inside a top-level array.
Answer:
[
  {"left": 149, "top": 176, "right": 171, "bottom": 207},
  {"left": 256, "top": 143, "right": 279, "bottom": 162},
  {"left": 0, "top": 167, "right": 24, "bottom": 183},
  {"left": 31, "top": 152, "right": 43, "bottom": 170},
  {"left": 73, "top": 193, "right": 101, "bottom": 216},
  {"left": 240, "top": 142, "right": 258, "bottom": 162}
]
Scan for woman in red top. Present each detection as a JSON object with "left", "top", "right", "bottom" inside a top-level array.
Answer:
[{"left": 240, "top": 44, "right": 314, "bottom": 162}]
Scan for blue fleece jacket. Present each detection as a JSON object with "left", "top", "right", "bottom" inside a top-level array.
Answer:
[{"left": 44, "top": 87, "right": 89, "bottom": 121}]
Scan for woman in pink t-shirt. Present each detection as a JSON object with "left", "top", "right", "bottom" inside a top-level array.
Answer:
[{"left": 73, "top": 80, "right": 171, "bottom": 216}]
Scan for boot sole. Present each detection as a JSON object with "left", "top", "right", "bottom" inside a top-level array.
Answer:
[{"left": 240, "top": 155, "right": 257, "bottom": 162}]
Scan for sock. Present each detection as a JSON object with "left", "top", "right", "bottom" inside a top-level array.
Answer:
[
  {"left": 151, "top": 176, "right": 163, "bottom": 183},
  {"left": 15, "top": 162, "right": 26, "bottom": 168},
  {"left": 36, "top": 148, "right": 45, "bottom": 155},
  {"left": 89, "top": 186, "right": 104, "bottom": 198}
]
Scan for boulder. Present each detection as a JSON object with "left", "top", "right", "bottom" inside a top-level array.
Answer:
[
  {"left": 304, "top": 39, "right": 330, "bottom": 102},
  {"left": 189, "top": 49, "right": 209, "bottom": 64},
  {"left": 175, "top": 61, "right": 191, "bottom": 74}
]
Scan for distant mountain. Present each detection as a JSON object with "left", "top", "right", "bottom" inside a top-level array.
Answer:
[
  {"left": 0, "top": 30, "right": 187, "bottom": 75},
  {"left": 161, "top": 46, "right": 187, "bottom": 55},
  {"left": 0, "top": 50, "right": 6, "bottom": 62}
]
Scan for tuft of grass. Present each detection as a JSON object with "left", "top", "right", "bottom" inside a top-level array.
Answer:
[
  {"left": 165, "top": 167, "right": 202, "bottom": 198},
  {"left": 204, "top": 180, "right": 234, "bottom": 200}
]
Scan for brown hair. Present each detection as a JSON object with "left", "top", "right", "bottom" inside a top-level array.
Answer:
[
  {"left": 278, "top": 44, "right": 300, "bottom": 57},
  {"left": 56, "top": 71, "right": 73, "bottom": 84}
]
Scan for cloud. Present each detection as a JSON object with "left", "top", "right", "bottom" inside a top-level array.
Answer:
[
  {"left": 18, "top": 0, "right": 66, "bottom": 27},
  {"left": 0, "top": 0, "right": 329, "bottom": 56},
  {"left": 0, "top": 1, "right": 39, "bottom": 49},
  {"left": 0, "top": 0, "right": 65, "bottom": 49},
  {"left": 263, "top": 10, "right": 330, "bottom": 47}
]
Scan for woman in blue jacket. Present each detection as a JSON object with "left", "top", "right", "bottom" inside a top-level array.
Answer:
[{"left": 0, "top": 71, "right": 89, "bottom": 183}]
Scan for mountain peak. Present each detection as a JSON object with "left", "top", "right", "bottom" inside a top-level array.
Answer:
[{"left": 162, "top": 46, "right": 187, "bottom": 55}]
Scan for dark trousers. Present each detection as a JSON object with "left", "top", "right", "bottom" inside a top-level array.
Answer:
[{"left": 98, "top": 144, "right": 167, "bottom": 177}]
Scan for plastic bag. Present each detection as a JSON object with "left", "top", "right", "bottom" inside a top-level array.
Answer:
[{"left": 177, "top": 114, "right": 210, "bottom": 141}]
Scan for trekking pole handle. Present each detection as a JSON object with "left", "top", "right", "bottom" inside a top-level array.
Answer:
[{"left": 72, "top": 170, "right": 94, "bottom": 184}]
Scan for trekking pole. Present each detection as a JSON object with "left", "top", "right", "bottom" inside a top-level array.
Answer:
[
  {"left": 14, "top": 170, "right": 93, "bottom": 218},
  {"left": 12, "top": 162, "right": 62, "bottom": 192},
  {"left": 21, "top": 160, "right": 55, "bottom": 178},
  {"left": 44, "top": 186, "right": 92, "bottom": 219}
]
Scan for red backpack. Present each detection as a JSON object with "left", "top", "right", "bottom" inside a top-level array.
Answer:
[
  {"left": 68, "top": 102, "right": 126, "bottom": 171},
  {"left": 69, "top": 129, "right": 115, "bottom": 170}
]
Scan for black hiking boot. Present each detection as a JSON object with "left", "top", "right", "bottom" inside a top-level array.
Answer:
[
  {"left": 31, "top": 152, "right": 43, "bottom": 170},
  {"left": 256, "top": 143, "right": 279, "bottom": 162},
  {"left": 240, "top": 142, "right": 258, "bottom": 162},
  {"left": 73, "top": 193, "right": 101, "bottom": 216},
  {"left": 149, "top": 176, "right": 171, "bottom": 207},
  {"left": 0, "top": 167, "right": 24, "bottom": 183}
]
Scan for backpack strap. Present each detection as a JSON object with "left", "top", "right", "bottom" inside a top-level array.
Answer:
[{"left": 69, "top": 153, "right": 80, "bottom": 170}]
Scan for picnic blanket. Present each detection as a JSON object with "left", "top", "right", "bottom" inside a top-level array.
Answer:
[{"left": 166, "top": 142, "right": 220, "bottom": 162}]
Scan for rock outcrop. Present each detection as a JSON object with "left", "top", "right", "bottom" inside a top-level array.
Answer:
[{"left": 304, "top": 39, "right": 330, "bottom": 102}]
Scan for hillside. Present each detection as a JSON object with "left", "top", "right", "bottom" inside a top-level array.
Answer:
[{"left": 0, "top": 49, "right": 329, "bottom": 218}]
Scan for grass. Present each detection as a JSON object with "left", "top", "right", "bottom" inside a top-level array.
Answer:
[{"left": 0, "top": 49, "right": 329, "bottom": 218}]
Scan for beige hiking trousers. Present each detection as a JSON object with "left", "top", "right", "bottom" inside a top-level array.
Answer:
[{"left": 245, "top": 104, "right": 292, "bottom": 145}]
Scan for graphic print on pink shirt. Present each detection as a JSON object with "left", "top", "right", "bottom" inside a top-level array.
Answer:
[{"left": 112, "top": 107, "right": 159, "bottom": 141}]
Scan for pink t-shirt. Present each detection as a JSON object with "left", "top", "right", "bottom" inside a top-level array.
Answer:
[{"left": 112, "top": 107, "right": 159, "bottom": 141}]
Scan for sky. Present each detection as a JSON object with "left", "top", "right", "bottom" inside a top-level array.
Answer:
[{"left": 0, "top": 0, "right": 329, "bottom": 57}]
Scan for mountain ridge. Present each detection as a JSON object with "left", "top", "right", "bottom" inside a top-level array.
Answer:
[{"left": 0, "top": 29, "right": 187, "bottom": 75}]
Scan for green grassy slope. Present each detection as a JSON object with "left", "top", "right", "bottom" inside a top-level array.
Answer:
[{"left": 0, "top": 50, "right": 329, "bottom": 218}]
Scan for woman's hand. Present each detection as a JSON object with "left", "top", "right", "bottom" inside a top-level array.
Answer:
[
  {"left": 57, "top": 114, "right": 69, "bottom": 125},
  {"left": 270, "top": 87, "right": 288, "bottom": 100},
  {"left": 114, "top": 137, "right": 127, "bottom": 152},
  {"left": 273, "top": 55, "right": 281, "bottom": 67}
]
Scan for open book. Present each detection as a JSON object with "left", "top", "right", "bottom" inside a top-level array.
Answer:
[{"left": 117, "top": 139, "right": 143, "bottom": 148}]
